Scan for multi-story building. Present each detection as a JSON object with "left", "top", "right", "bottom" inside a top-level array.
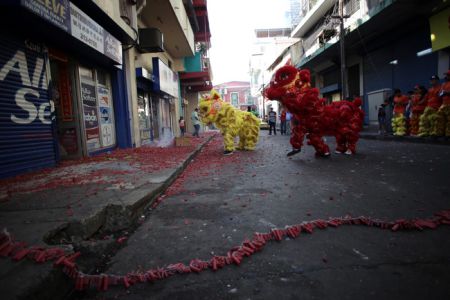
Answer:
[
  {"left": 290, "top": 0, "right": 450, "bottom": 124},
  {"left": 214, "top": 81, "right": 254, "bottom": 111},
  {"left": 288, "top": 0, "right": 302, "bottom": 29},
  {"left": 0, "top": 0, "right": 136, "bottom": 178},
  {"left": 134, "top": 0, "right": 195, "bottom": 146},
  {"left": 0, "top": 0, "right": 212, "bottom": 178},
  {"left": 249, "top": 28, "right": 299, "bottom": 119},
  {"left": 180, "top": 0, "right": 213, "bottom": 135}
]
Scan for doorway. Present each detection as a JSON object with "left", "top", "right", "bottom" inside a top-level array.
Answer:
[
  {"left": 49, "top": 50, "right": 82, "bottom": 159},
  {"left": 348, "top": 64, "right": 360, "bottom": 98}
]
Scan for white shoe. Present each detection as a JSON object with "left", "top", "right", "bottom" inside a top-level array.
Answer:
[
  {"left": 335, "top": 150, "right": 343, "bottom": 154},
  {"left": 345, "top": 149, "right": 353, "bottom": 155}
]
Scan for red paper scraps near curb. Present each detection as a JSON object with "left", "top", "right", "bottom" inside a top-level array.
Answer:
[{"left": 1, "top": 210, "right": 450, "bottom": 292}]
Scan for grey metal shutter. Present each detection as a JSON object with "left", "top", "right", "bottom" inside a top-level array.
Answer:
[{"left": 0, "top": 34, "right": 57, "bottom": 179}]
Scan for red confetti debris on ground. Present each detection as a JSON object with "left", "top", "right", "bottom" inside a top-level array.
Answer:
[
  {"left": 160, "top": 135, "right": 259, "bottom": 203},
  {"left": 116, "top": 237, "right": 128, "bottom": 244},
  {"left": 0, "top": 134, "right": 215, "bottom": 199},
  {"left": 66, "top": 208, "right": 74, "bottom": 217}
]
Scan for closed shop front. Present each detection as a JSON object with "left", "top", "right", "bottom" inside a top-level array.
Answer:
[
  {"left": 136, "top": 67, "right": 159, "bottom": 144},
  {"left": 151, "top": 57, "right": 179, "bottom": 143},
  {"left": 0, "top": 0, "right": 130, "bottom": 178},
  {"left": 0, "top": 34, "right": 57, "bottom": 178}
]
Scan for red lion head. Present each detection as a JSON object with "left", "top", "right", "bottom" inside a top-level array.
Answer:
[{"left": 265, "top": 65, "right": 300, "bottom": 100}]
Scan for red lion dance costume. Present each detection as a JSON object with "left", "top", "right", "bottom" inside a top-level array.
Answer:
[{"left": 265, "top": 66, "right": 364, "bottom": 157}]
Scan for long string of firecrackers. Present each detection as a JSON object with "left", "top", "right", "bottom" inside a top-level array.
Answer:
[{"left": 1, "top": 210, "right": 450, "bottom": 291}]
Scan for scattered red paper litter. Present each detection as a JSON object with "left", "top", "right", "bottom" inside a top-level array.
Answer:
[
  {"left": 66, "top": 208, "right": 74, "bottom": 217},
  {"left": 153, "top": 135, "right": 259, "bottom": 207},
  {"left": 116, "top": 237, "right": 128, "bottom": 244},
  {"left": 0, "top": 134, "right": 217, "bottom": 197}
]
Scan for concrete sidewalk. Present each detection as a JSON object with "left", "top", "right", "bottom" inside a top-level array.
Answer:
[
  {"left": 0, "top": 133, "right": 216, "bottom": 300},
  {"left": 360, "top": 125, "right": 450, "bottom": 145}
]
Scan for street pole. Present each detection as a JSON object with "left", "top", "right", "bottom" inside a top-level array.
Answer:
[
  {"left": 339, "top": 0, "right": 347, "bottom": 100},
  {"left": 262, "top": 83, "right": 265, "bottom": 119}
]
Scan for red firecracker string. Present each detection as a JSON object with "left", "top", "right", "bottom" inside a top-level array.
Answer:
[{"left": 1, "top": 210, "right": 449, "bottom": 291}]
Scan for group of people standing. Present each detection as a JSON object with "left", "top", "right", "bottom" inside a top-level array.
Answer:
[
  {"left": 378, "top": 70, "right": 450, "bottom": 137},
  {"left": 178, "top": 108, "right": 201, "bottom": 138},
  {"left": 266, "top": 107, "right": 293, "bottom": 136}
]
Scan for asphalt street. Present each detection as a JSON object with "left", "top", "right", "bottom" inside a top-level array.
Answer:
[{"left": 78, "top": 131, "right": 450, "bottom": 300}]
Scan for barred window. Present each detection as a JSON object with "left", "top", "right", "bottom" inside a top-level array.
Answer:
[{"left": 344, "top": 0, "right": 360, "bottom": 16}]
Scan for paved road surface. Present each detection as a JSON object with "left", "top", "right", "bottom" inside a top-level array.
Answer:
[{"left": 78, "top": 132, "right": 450, "bottom": 300}]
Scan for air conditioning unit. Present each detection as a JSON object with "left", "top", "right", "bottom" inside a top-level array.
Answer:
[
  {"left": 318, "top": 28, "right": 337, "bottom": 46},
  {"left": 138, "top": 28, "right": 164, "bottom": 53}
]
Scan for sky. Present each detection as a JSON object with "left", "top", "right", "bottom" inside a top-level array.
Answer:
[{"left": 207, "top": 0, "right": 291, "bottom": 85}]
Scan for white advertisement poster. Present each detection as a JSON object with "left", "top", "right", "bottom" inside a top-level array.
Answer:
[
  {"left": 158, "top": 59, "right": 179, "bottom": 98},
  {"left": 98, "top": 86, "right": 110, "bottom": 107},
  {"left": 101, "top": 124, "right": 114, "bottom": 147},
  {"left": 97, "top": 85, "right": 115, "bottom": 147}
]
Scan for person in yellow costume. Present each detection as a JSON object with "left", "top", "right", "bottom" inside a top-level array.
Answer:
[
  {"left": 409, "top": 85, "right": 427, "bottom": 136},
  {"left": 436, "top": 70, "right": 450, "bottom": 137},
  {"left": 391, "top": 90, "right": 409, "bottom": 136},
  {"left": 198, "top": 90, "right": 260, "bottom": 155},
  {"left": 418, "top": 75, "right": 442, "bottom": 137}
]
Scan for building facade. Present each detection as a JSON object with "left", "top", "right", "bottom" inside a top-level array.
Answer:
[
  {"left": 180, "top": 0, "right": 213, "bottom": 135},
  {"left": 214, "top": 82, "right": 254, "bottom": 111},
  {"left": 0, "top": 0, "right": 213, "bottom": 178},
  {"left": 289, "top": 0, "right": 450, "bottom": 124},
  {"left": 249, "top": 28, "right": 299, "bottom": 119},
  {"left": 133, "top": 0, "right": 194, "bottom": 146},
  {"left": 134, "top": 0, "right": 212, "bottom": 142},
  {"left": 0, "top": 0, "right": 135, "bottom": 178}
]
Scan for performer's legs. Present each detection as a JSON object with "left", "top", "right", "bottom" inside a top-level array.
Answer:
[
  {"left": 287, "top": 124, "right": 305, "bottom": 156},
  {"left": 346, "top": 131, "right": 359, "bottom": 154},
  {"left": 307, "top": 133, "right": 330, "bottom": 157},
  {"left": 335, "top": 132, "right": 347, "bottom": 153},
  {"left": 223, "top": 132, "right": 235, "bottom": 153},
  {"left": 241, "top": 125, "right": 259, "bottom": 150},
  {"left": 418, "top": 107, "right": 432, "bottom": 137},
  {"left": 429, "top": 108, "right": 440, "bottom": 136},
  {"left": 435, "top": 106, "right": 448, "bottom": 136},
  {"left": 410, "top": 112, "right": 420, "bottom": 136},
  {"left": 444, "top": 106, "right": 450, "bottom": 137},
  {"left": 393, "top": 114, "right": 406, "bottom": 136}
]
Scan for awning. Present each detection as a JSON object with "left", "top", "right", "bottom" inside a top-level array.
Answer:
[{"left": 180, "top": 71, "right": 212, "bottom": 92}]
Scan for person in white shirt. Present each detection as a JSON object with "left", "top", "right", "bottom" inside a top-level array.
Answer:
[
  {"left": 268, "top": 108, "right": 277, "bottom": 135},
  {"left": 191, "top": 108, "right": 201, "bottom": 137}
]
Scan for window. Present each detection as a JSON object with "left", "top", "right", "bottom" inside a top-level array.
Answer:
[
  {"left": 79, "top": 66, "right": 116, "bottom": 152},
  {"left": 231, "top": 92, "right": 239, "bottom": 107},
  {"left": 344, "top": 0, "right": 360, "bottom": 16}
]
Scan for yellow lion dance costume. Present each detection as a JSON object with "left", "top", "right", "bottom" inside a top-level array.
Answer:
[{"left": 199, "top": 90, "right": 260, "bottom": 154}]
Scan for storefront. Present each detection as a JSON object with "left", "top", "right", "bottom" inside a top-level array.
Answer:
[
  {"left": 152, "top": 57, "right": 179, "bottom": 142},
  {"left": 135, "top": 58, "right": 179, "bottom": 145},
  {"left": 0, "top": 1, "right": 130, "bottom": 178},
  {"left": 136, "top": 67, "right": 159, "bottom": 144}
]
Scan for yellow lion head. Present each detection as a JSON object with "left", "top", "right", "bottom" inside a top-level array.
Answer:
[{"left": 198, "top": 89, "right": 224, "bottom": 124}]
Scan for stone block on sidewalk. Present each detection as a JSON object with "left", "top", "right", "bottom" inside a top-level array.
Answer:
[{"left": 175, "top": 137, "right": 191, "bottom": 147}]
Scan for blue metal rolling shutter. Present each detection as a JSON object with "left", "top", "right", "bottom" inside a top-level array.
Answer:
[{"left": 0, "top": 34, "right": 57, "bottom": 179}]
